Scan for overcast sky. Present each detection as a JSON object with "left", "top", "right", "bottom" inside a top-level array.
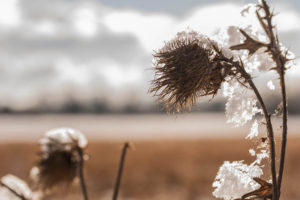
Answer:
[{"left": 0, "top": 0, "right": 299, "bottom": 110}]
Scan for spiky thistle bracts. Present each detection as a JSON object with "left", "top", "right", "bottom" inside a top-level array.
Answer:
[{"left": 150, "top": 31, "right": 246, "bottom": 113}]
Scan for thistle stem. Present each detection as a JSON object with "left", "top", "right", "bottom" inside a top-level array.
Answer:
[
  {"left": 112, "top": 142, "right": 130, "bottom": 200},
  {"left": 233, "top": 61, "right": 278, "bottom": 200},
  {"left": 0, "top": 181, "right": 27, "bottom": 200},
  {"left": 260, "top": 1, "right": 288, "bottom": 198},
  {"left": 246, "top": 76, "right": 278, "bottom": 200},
  {"left": 277, "top": 71, "right": 287, "bottom": 198},
  {"left": 77, "top": 148, "right": 89, "bottom": 200}
]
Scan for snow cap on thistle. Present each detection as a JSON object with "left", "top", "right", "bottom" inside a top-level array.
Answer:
[
  {"left": 150, "top": 31, "right": 240, "bottom": 112},
  {"left": 32, "top": 127, "right": 88, "bottom": 190},
  {"left": 0, "top": 174, "right": 32, "bottom": 200}
]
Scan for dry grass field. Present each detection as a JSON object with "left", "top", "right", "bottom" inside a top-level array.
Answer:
[{"left": 0, "top": 138, "right": 300, "bottom": 200}]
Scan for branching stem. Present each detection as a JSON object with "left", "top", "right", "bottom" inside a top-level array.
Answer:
[{"left": 260, "top": 1, "right": 288, "bottom": 198}]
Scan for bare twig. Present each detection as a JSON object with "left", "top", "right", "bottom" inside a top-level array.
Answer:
[
  {"left": 0, "top": 181, "right": 27, "bottom": 200},
  {"left": 77, "top": 147, "right": 89, "bottom": 200},
  {"left": 112, "top": 142, "right": 130, "bottom": 200}
]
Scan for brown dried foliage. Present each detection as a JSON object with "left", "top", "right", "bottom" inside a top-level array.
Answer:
[
  {"left": 230, "top": 29, "right": 267, "bottom": 56},
  {"left": 235, "top": 177, "right": 272, "bottom": 200}
]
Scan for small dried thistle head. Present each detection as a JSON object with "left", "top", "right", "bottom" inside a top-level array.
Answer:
[
  {"left": 32, "top": 128, "right": 88, "bottom": 191},
  {"left": 150, "top": 31, "right": 240, "bottom": 112}
]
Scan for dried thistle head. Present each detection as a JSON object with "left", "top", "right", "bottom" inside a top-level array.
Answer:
[
  {"left": 150, "top": 31, "right": 240, "bottom": 112},
  {"left": 32, "top": 128, "right": 88, "bottom": 191}
]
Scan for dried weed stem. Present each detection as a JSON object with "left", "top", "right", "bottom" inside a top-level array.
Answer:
[
  {"left": 77, "top": 147, "right": 89, "bottom": 200},
  {"left": 259, "top": 1, "right": 288, "bottom": 197},
  {"left": 230, "top": 1, "right": 290, "bottom": 198},
  {"left": 112, "top": 142, "right": 130, "bottom": 200}
]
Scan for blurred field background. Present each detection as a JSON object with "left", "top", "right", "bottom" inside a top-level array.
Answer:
[
  {"left": 1, "top": 138, "right": 300, "bottom": 200},
  {"left": 0, "top": 114, "right": 300, "bottom": 200}
]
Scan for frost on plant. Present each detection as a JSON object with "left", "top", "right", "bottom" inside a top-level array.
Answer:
[
  {"left": 267, "top": 80, "right": 275, "bottom": 91},
  {"left": 213, "top": 140, "right": 269, "bottom": 200},
  {"left": 223, "top": 80, "right": 262, "bottom": 127},
  {"left": 217, "top": 6, "right": 277, "bottom": 73},
  {"left": 40, "top": 127, "right": 88, "bottom": 156},
  {"left": 253, "top": 149, "right": 269, "bottom": 166},
  {"left": 246, "top": 120, "right": 269, "bottom": 165},
  {"left": 249, "top": 149, "right": 256, "bottom": 156},
  {"left": 212, "top": 1, "right": 278, "bottom": 199},
  {"left": 212, "top": 161, "right": 263, "bottom": 200},
  {"left": 0, "top": 174, "right": 32, "bottom": 200},
  {"left": 246, "top": 120, "right": 259, "bottom": 139},
  {"left": 253, "top": 139, "right": 269, "bottom": 165}
]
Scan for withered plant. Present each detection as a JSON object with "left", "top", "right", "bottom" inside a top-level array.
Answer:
[
  {"left": 31, "top": 128, "right": 89, "bottom": 200},
  {"left": 150, "top": 1, "right": 293, "bottom": 199}
]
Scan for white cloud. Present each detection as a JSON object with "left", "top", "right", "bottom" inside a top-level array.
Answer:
[
  {"left": 178, "top": 4, "right": 241, "bottom": 35},
  {"left": 103, "top": 11, "right": 175, "bottom": 52},
  {"left": 33, "top": 20, "right": 57, "bottom": 36},
  {"left": 103, "top": 4, "right": 252, "bottom": 52},
  {"left": 99, "top": 60, "right": 143, "bottom": 88},
  {"left": 73, "top": 7, "right": 99, "bottom": 38},
  {"left": 273, "top": 2, "right": 300, "bottom": 32},
  {"left": 55, "top": 58, "right": 91, "bottom": 85},
  {"left": 275, "top": 12, "right": 300, "bottom": 32},
  {"left": 0, "top": 0, "right": 21, "bottom": 27}
]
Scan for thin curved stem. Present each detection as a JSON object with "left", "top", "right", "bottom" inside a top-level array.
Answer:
[
  {"left": 247, "top": 77, "right": 278, "bottom": 200},
  {"left": 234, "top": 62, "right": 278, "bottom": 200},
  {"left": 112, "top": 142, "right": 130, "bottom": 200},
  {"left": 277, "top": 71, "right": 287, "bottom": 197}
]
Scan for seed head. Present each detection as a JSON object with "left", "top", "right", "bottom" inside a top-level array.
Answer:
[
  {"left": 150, "top": 31, "right": 239, "bottom": 112},
  {"left": 32, "top": 128, "right": 88, "bottom": 191}
]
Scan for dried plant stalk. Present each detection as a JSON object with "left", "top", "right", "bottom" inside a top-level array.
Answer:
[
  {"left": 230, "top": 1, "right": 290, "bottom": 199},
  {"left": 257, "top": 1, "right": 289, "bottom": 197},
  {"left": 112, "top": 142, "right": 130, "bottom": 200},
  {"left": 240, "top": 65, "right": 278, "bottom": 200},
  {"left": 76, "top": 147, "right": 89, "bottom": 200}
]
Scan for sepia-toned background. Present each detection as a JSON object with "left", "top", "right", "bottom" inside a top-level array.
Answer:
[{"left": 0, "top": 0, "right": 299, "bottom": 199}]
